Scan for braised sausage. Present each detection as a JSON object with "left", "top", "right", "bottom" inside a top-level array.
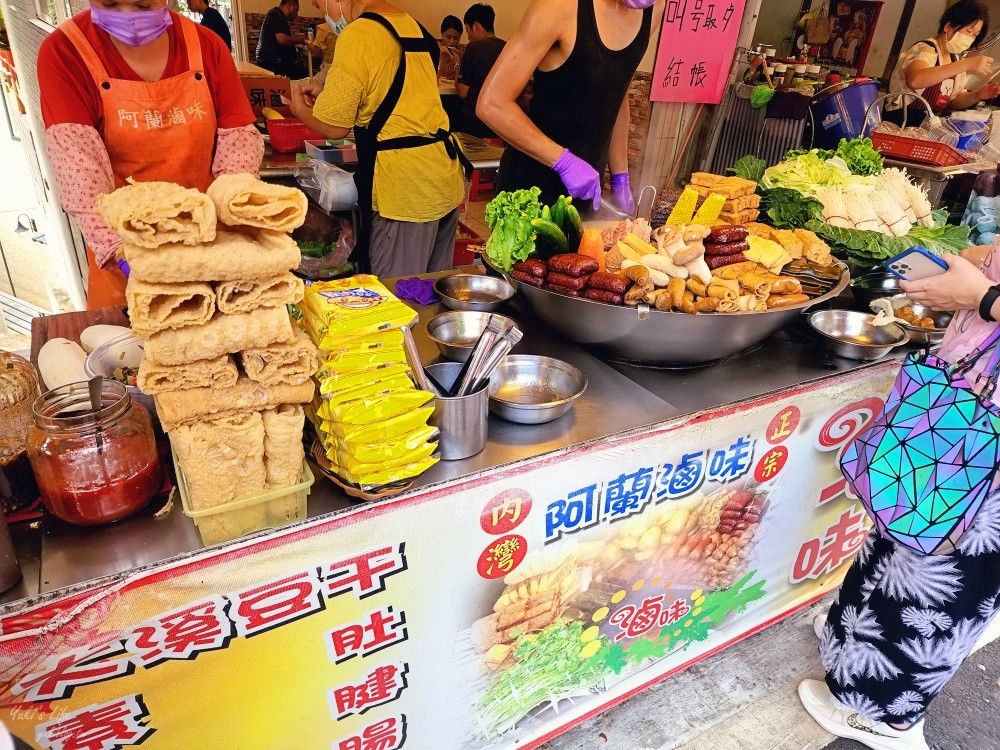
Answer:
[
  {"left": 706, "top": 252, "right": 747, "bottom": 270},
  {"left": 765, "top": 293, "right": 810, "bottom": 309},
  {"left": 583, "top": 289, "right": 624, "bottom": 305},
  {"left": 511, "top": 269, "right": 545, "bottom": 287},
  {"left": 547, "top": 271, "right": 590, "bottom": 290},
  {"left": 546, "top": 284, "right": 581, "bottom": 297},
  {"left": 704, "top": 240, "right": 750, "bottom": 257},
  {"left": 587, "top": 271, "right": 632, "bottom": 295},
  {"left": 547, "top": 253, "right": 600, "bottom": 277},
  {"left": 708, "top": 225, "right": 749, "bottom": 244},
  {"left": 513, "top": 258, "right": 548, "bottom": 278}
]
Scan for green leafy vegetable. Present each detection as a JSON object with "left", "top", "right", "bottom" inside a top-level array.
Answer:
[
  {"left": 728, "top": 154, "right": 766, "bottom": 183},
  {"left": 806, "top": 218, "right": 970, "bottom": 265},
  {"left": 835, "top": 136, "right": 884, "bottom": 176},
  {"left": 786, "top": 147, "right": 834, "bottom": 161},
  {"left": 296, "top": 240, "right": 330, "bottom": 258},
  {"left": 484, "top": 187, "right": 543, "bottom": 273},
  {"left": 761, "top": 152, "right": 854, "bottom": 195},
  {"left": 762, "top": 187, "right": 823, "bottom": 228}
]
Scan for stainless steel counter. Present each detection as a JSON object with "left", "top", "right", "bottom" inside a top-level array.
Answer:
[{"left": 2, "top": 286, "right": 898, "bottom": 610}]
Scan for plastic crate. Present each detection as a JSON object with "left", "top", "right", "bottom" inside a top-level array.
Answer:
[
  {"left": 266, "top": 118, "right": 322, "bottom": 154},
  {"left": 174, "top": 451, "right": 314, "bottom": 545},
  {"left": 454, "top": 221, "right": 483, "bottom": 266},
  {"left": 870, "top": 133, "right": 967, "bottom": 167}
]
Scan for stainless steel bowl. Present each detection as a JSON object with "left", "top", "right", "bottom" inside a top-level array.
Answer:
[
  {"left": 434, "top": 273, "right": 514, "bottom": 312},
  {"left": 887, "top": 295, "right": 953, "bottom": 346},
  {"left": 488, "top": 355, "right": 587, "bottom": 424},
  {"left": 850, "top": 272, "right": 903, "bottom": 308},
  {"left": 425, "top": 311, "right": 519, "bottom": 362},
  {"left": 84, "top": 333, "right": 158, "bottom": 422},
  {"left": 507, "top": 261, "right": 850, "bottom": 366},
  {"left": 808, "top": 309, "right": 909, "bottom": 361}
]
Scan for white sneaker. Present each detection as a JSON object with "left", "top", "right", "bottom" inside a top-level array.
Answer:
[
  {"left": 813, "top": 612, "right": 827, "bottom": 639},
  {"left": 798, "top": 679, "right": 929, "bottom": 750}
]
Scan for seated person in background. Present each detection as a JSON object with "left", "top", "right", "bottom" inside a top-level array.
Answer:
[
  {"left": 456, "top": 3, "right": 505, "bottom": 138},
  {"left": 307, "top": 1, "right": 338, "bottom": 86},
  {"left": 439, "top": 15, "right": 463, "bottom": 79},
  {"left": 190, "top": 0, "right": 232, "bottom": 50},
  {"left": 256, "top": 0, "right": 308, "bottom": 79}
]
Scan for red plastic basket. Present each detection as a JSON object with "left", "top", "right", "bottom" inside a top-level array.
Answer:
[
  {"left": 266, "top": 119, "right": 322, "bottom": 154},
  {"left": 453, "top": 222, "right": 483, "bottom": 266},
  {"left": 870, "top": 133, "right": 967, "bottom": 167}
]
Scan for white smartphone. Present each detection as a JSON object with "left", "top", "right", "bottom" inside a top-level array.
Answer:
[{"left": 885, "top": 246, "right": 949, "bottom": 281}]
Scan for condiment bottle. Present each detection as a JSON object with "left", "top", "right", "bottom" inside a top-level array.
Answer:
[
  {"left": 774, "top": 63, "right": 789, "bottom": 86},
  {"left": 27, "top": 380, "right": 162, "bottom": 525},
  {"left": 0, "top": 353, "right": 40, "bottom": 515}
]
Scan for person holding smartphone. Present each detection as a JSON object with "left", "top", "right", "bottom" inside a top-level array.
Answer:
[{"left": 438, "top": 15, "right": 463, "bottom": 80}]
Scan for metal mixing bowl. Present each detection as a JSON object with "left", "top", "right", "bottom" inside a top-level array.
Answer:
[
  {"left": 488, "top": 355, "right": 587, "bottom": 424},
  {"left": 850, "top": 272, "right": 903, "bottom": 308},
  {"left": 887, "top": 296, "right": 953, "bottom": 346},
  {"left": 808, "top": 309, "right": 909, "bottom": 360},
  {"left": 507, "top": 261, "right": 850, "bottom": 366},
  {"left": 434, "top": 274, "right": 514, "bottom": 312},
  {"left": 84, "top": 333, "right": 158, "bottom": 422},
  {"left": 425, "top": 311, "right": 519, "bottom": 362}
]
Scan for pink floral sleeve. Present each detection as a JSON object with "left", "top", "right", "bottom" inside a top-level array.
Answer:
[
  {"left": 213, "top": 124, "right": 264, "bottom": 177},
  {"left": 45, "top": 123, "right": 121, "bottom": 268}
]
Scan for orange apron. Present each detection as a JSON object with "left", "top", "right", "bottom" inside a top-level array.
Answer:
[{"left": 61, "top": 16, "right": 217, "bottom": 309}]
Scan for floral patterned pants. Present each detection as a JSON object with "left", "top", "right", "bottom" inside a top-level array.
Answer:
[{"left": 820, "top": 491, "right": 1000, "bottom": 724}]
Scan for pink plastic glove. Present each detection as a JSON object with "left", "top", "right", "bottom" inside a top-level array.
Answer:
[
  {"left": 552, "top": 149, "right": 601, "bottom": 212},
  {"left": 610, "top": 172, "right": 635, "bottom": 216}
]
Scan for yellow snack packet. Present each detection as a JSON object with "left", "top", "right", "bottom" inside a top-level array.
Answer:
[
  {"left": 319, "top": 362, "right": 411, "bottom": 396},
  {"left": 322, "top": 389, "right": 434, "bottom": 428},
  {"left": 331, "top": 406, "right": 435, "bottom": 445},
  {"left": 321, "top": 329, "right": 405, "bottom": 356},
  {"left": 332, "top": 455, "right": 440, "bottom": 488},
  {"left": 303, "top": 275, "right": 417, "bottom": 347},
  {"left": 316, "top": 348, "right": 408, "bottom": 381},
  {"left": 332, "top": 440, "right": 438, "bottom": 476},
  {"left": 325, "top": 424, "right": 439, "bottom": 464},
  {"left": 316, "top": 375, "right": 416, "bottom": 419}
]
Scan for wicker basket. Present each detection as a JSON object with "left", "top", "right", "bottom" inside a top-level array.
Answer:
[
  {"left": 870, "top": 132, "right": 967, "bottom": 167},
  {"left": 266, "top": 119, "right": 322, "bottom": 154}
]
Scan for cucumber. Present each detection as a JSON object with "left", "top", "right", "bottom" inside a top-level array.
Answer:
[
  {"left": 551, "top": 196, "right": 567, "bottom": 232},
  {"left": 530, "top": 218, "right": 570, "bottom": 258},
  {"left": 564, "top": 203, "right": 584, "bottom": 252}
]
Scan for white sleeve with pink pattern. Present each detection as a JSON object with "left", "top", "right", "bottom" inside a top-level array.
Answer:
[
  {"left": 213, "top": 124, "right": 265, "bottom": 177},
  {"left": 45, "top": 123, "right": 121, "bottom": 268}
]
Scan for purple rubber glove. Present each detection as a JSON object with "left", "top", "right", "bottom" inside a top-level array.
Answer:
[
  {"left": 610, "top": 172, "right": 635, "bottom": 216},
  {"left": 552, "top": 149, "right": 601, "bottom": 212},
  {"left": 117, "top": 259, "right": 131, "bottom": 278},
  {"left": 395, "top": 277, "right": 440, "bottom": 306}
]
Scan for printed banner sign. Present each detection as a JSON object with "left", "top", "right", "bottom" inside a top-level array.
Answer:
[
  {"left": 651, "top": 0, "right": 748, "bottom": 104},
  {"left": 0, "top": 363, "right": 898, "bottom": 749}
]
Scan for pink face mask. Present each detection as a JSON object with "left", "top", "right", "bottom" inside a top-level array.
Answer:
[
  {"left": 619, "top": 0, "right": 655, "bottom": 7},
  {"left": 91, "top": 5, "right": 172, "bottom": 46}
]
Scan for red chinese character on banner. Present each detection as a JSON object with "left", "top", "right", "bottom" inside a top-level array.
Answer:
[
  {"left": 125, "top": 597, "right": 232, "bottom": 668},
  {"left": 766, "top": 406, "right": 800, "bottom": 444},
  {"left": 13, "top": 642, "right": 132, "bottom": 702},
  {"left": 329, "top": 663, "right": 408, "bottom": 720},
  {"left": 35, "top": 694, "right": 153, "bottom": 750},
  {"left": 753, "top": 446, "right": 789, "bottom": 483},
  {"left": 480, "top": 489, "right": 532, "bottom": 535},
  {"left": 230, "top": 569, "right": 324, "bottom": 637},
  {"left": 326, "top": 606, "right": 407, "bottom": 664},
  {"left": 815, "top": 398, "right": 884, "bottom": 505},
  {"left": 475, "top": 534, "right": 527, "bottom": 580},
  {"left": 336, "top": 715, "right": 407, "bottom": 750},
  {"left": 608, "top": 595, "right": 691, "bottom": 641},
  {"left": 324, "top": 544, "right": 407, "bottom": 600},
  {"left": 791, "top": 506, "right": 870, "bottom": 583}
]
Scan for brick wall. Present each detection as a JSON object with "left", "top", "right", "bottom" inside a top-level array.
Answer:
[{"left": 244, "top": 11, "right": 314, "bottom": 62}]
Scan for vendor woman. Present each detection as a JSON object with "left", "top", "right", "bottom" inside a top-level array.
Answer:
[
  {"left": 886, "top": 0, "right": 998, "bottom": 126},
  {"left": 289, "top": 0, "right": 467, "bottom": 278},
  {"left": 38, "top": 0, "right": 263, "bottom": 310}
]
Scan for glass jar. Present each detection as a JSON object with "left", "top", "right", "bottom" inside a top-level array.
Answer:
[
  {"left": 27, "top": 381, "right": 162, "bottom": 525},
  {"left": 0, "top": 353, "right": 40, "bottom": 514}
]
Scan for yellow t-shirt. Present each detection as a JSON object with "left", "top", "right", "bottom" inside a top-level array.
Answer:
[
  {"left": 313, "top": 23, "right": 337, "bottom": 67},
  {"left": 312, "top": 12, "right": 464, "bottom": 223}
]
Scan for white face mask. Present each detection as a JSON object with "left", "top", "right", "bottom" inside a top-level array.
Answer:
[
  {"left": 946, "top": 31, "right": 976, "bottom": 55},
  {"left": 326, "top": 0, "right": 347, "bottom": 34}
]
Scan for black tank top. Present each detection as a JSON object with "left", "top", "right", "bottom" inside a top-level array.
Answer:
[{"left": 496, "top": 0, "right": 652, "bottom": 207}]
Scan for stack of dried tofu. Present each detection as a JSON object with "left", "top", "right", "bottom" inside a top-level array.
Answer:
[
  {"left": 301, "top": 275, "right": 439, "bottom": 492},
  {"left": 97, "top": 174, "right": 319, "bottom": 543}
]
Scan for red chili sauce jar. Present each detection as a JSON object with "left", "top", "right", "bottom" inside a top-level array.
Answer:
[{"left": 27, "top": 380, "right": 162, "bottom": 525}]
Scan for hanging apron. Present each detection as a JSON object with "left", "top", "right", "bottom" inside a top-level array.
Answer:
[
  {"left": 351, "top": 13, "right": 472, "bottom": 273},
  {"left": 60, "top": 15, "right": 218, "bottom": 310},
  {"left": 918, "top": 38, "right": 958, "bottom": 114}
]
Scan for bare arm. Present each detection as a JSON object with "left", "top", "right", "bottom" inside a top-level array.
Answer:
[
  {"left": 906, "top": 54, "right": 991, "bottom": 90},
  {"left": 456, "top": 82, "right": 470, "bottom": 99},
  {"left": 477, "top": 0, "right": 571, "bottom": 168},
  {"left": 275, "top": 32, "right": 305, "bottom": 46},
  {"left": 608, "top": 95, "right": 630, "bottom": 174},
  {"left": 289, "top": 81, "right": 352, "bottom": 140}
]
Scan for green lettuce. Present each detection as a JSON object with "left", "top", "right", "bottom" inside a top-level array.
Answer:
[
  {"left": 835, "top": 136, "right": 884, "bottom": 176},
  {"left": 761, "top": 152, "right": 854, "bottom": 196},
  {"left": 762, "top": 187, "right": 823, "bottom": 228},
  {"left": 484, "top": 188, "right": 542, "bottom": 273},
  {"left": 728, "top": 154, "right": 766, "bottom": 183}
]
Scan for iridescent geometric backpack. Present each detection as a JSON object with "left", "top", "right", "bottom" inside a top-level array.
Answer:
[{"left": 840, "top": 327, "right": 1000, "bottom": 555}]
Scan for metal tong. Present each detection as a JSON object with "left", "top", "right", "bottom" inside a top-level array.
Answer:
[
  {"left": 450, "top": 315, "right": 520, "bottom": 397},
  {"left": 401, "top": 325, "right": 447, "bottom": 396}
]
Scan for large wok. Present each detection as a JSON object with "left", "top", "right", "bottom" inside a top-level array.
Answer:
[{"left": 507, "top": 262, "right": 850, "bottom": 367}]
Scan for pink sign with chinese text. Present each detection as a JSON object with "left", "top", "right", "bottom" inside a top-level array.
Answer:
[{"left": 651, "top": 0, "right": 748, "bottom": 104}]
